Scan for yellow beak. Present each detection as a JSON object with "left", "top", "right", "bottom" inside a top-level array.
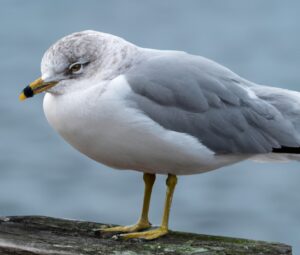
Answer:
[{"left": 19, "top": 77, "right": 58, "bottom": 101}]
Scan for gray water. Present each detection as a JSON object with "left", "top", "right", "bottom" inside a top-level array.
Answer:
[{"left": 1, "top": 0, "right": 300, "bottom": 253}]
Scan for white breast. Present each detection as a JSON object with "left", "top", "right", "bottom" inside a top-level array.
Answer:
[{"left": 43, "top": 75, "right": 245, "bottom": 175}]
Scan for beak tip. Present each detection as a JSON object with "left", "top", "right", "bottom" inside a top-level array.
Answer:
[{"left": 19, "top": 93, "right": 27, "bottom": 101}]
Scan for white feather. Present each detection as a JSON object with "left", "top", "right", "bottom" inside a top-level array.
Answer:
[{"left": 43, "top": 75, "right": 246, "bottom": 175}]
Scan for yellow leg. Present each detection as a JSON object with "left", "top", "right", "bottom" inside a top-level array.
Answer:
[
  {"left": 102, "top": 173, "right": 156, "bottom": 233},
  {"left": 121, "top": 174, "right": 177, "bottom": 240}
]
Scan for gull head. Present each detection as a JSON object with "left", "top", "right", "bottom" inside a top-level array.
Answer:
[{"left": 19, "top": 30, "right": 135, "bottom": 100}]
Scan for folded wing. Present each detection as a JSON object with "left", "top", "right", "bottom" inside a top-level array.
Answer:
[{"left": 125, "top": 52, "right": 300, "bottom": 154}]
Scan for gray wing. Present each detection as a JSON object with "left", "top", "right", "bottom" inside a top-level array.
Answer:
[
  {"left": 252, "top": 86, "right": 300, "bottom": 132},
  {"left": 125, "top": 52, "right": 300, "bottom": 154}
]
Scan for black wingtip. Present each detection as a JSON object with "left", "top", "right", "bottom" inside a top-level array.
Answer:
[{"left": 272, "top": 146, "right": 300, "bottom": 154}]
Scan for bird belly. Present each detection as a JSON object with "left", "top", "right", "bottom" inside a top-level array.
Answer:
[{"left": 43, "top": 77, "right": 245, "bottom": 175}]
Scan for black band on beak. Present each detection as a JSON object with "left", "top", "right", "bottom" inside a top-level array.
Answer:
[{"left": 23, "top": 86, "right": 34, "bottom": 98}]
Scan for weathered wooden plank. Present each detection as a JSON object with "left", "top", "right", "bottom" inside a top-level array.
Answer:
[{"left": 0, "top": 216, "right": 292, "bottom": 255}]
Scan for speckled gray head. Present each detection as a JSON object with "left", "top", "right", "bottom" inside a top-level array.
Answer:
[
  {"left": 19, "top": 30, "right": 138, "bottom": 100},
  {"left": 41, "top": 31, "right": 102, "bottom": 82}
]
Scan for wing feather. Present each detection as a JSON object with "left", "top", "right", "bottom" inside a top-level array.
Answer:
[{"left": 125, "top": 52, "right": 300, "bottom": 154}]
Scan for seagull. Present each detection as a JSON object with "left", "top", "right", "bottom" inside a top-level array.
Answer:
[{"left": 20, "top": 30, "right": 300, "bottom": 240}]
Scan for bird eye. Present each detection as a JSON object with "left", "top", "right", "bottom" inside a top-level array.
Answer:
[{"left": 68, "top": 63, "right": 83, "bottom": 74}]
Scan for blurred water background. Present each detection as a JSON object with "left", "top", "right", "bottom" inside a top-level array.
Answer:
[{"left": 1, "top": 0, "right": 300, "bottom": 252}]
